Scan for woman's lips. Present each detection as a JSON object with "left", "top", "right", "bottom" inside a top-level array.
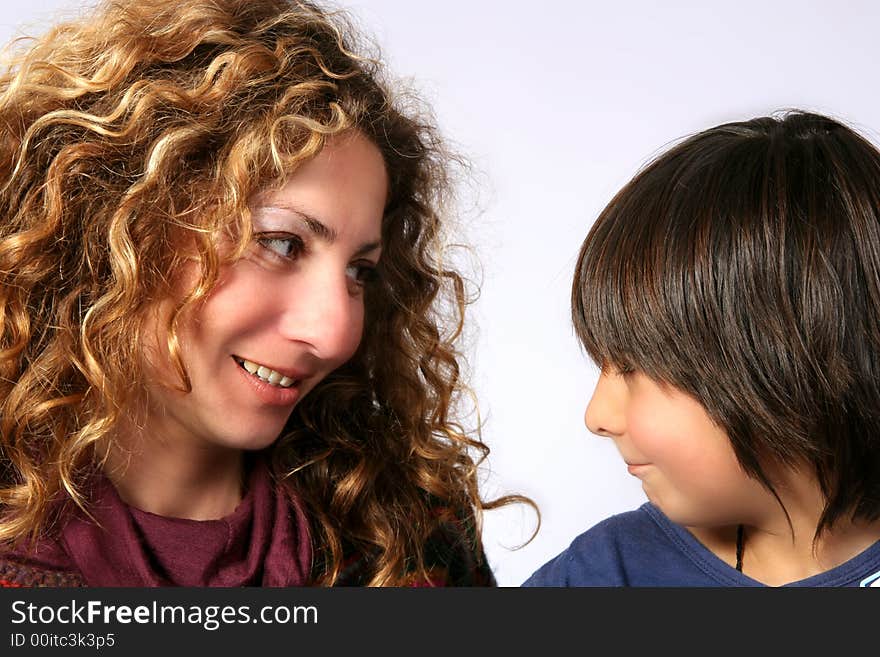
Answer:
[{"left": 233, "top": 356, "right": 305, "bottom": 407}]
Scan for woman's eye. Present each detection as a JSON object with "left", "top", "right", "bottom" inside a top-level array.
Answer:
[
  {"left": 346, "top": 262, "right": 378, "bottom": 288},
  {"left": 256, "top": 234, "right": 304, "bottom": 260}
]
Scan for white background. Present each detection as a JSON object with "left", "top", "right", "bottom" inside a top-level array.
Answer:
[{"left": 3, "top": 1, "right": 879, "bottom": 586}]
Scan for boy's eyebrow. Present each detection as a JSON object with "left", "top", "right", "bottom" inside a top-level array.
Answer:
[{"left": 256, "top": 202, "right": 382, "bottom": 257}]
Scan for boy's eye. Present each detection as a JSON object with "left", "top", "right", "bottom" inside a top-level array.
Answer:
[
  {"left": 602, "top": 362, "right": 635, "bottom": 377},
  {"left": 256, "top": 234, "right": 304, "bottom": 259}
]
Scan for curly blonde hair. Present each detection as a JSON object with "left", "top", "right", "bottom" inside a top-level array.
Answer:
[{"left": 0, "top": 0, "right": 531, "bottom": 585}]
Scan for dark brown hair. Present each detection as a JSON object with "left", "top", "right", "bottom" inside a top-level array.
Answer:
[{"left": 572, "top": 110, "right": 880, "bottom": 537}]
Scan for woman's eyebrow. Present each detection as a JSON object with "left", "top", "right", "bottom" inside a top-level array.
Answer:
[{"left": 256, "top": 203, "right": 381, "bottom": 256}]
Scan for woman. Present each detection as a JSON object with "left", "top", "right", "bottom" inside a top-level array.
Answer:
[{"left": 0, "top": 0, "right": 528, "bottom": 586}]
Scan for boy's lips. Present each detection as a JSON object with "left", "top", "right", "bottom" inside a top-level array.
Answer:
[{"left": 626, "top": 462, "right": 650, "bottom": 475}]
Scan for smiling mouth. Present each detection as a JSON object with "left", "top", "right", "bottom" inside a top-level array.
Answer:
[{"left": 233, "top": 356, "right": 299, "bottom": 388}]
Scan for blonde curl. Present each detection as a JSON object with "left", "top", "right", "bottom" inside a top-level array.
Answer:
[{"left": 0, "top": 0, "right": 535, "bottom": 585}]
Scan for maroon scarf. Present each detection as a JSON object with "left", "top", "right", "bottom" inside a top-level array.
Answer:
[{"left": 15, "top": 457, "right": 312, "bottom": 586}]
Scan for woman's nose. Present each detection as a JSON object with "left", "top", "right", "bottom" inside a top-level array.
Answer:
[{"left": 278, "top": 266, "right": 363, "bottom": 362}]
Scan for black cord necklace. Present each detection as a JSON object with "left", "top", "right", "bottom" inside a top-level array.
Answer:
[{"left": 735, "top": 524, "right": 745, "bottom": 572}]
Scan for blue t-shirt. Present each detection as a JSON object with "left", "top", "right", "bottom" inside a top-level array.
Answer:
[{"left": 522, "top": 503, "right": 880, "bottom": 587}]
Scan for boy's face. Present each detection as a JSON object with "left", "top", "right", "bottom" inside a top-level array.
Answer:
[
  {"left": 136, "top": 131, "right": 387, "bottom": 453},
  {"left": 583, "top": 367, "right": 768, "bottom": 527}
]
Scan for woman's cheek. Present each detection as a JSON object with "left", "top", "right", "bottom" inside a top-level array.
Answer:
[{"left": 339, "top": 303, "right": 367, "bottom": 364}]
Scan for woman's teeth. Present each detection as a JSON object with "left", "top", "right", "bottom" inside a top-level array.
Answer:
[{"left": 237, "top": 358, "right": 296, "bottom": 388}]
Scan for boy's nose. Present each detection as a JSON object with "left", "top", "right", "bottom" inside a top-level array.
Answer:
[{"left": 584, "top": 369, "right": 627, "bottom": 438}]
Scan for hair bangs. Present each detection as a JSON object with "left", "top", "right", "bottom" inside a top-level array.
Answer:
[{"left": 571, "top": 111, "right": 880, "bottom": 535}]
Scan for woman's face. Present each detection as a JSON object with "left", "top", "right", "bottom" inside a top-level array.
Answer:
[{"left": 140, "top": 131, "right": 387, "bottom": 452}]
